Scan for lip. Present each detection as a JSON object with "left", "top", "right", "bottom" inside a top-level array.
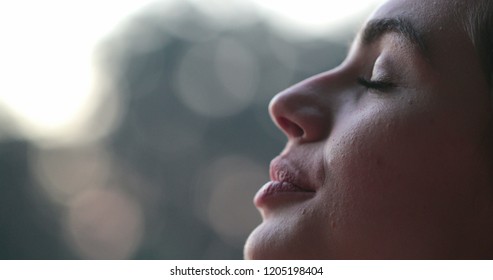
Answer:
[
  {"left": 254, "top": 181, "right": 315, "bottom": 208},
  {"left": 254, "top": 157, "right": 316, "bottom": 208}
]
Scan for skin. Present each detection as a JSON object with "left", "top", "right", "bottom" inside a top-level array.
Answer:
[{"left": 244, "top": 0, "right": 493, "bottom": 259}]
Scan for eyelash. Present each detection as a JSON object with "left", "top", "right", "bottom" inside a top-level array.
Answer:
[{"left": 357, "top": 77, "right": 395, "bottom": 92}]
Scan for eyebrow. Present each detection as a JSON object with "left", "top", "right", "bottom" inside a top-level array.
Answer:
[{"left": 361, "top": 17, "right": 429, "bottom": 59}]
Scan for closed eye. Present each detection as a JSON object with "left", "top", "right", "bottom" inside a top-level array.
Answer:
[{"left": 357, "top": 77, "right": 395, "bottom": 92}]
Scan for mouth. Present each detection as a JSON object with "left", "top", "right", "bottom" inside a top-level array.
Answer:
[
  {"left": 254, "top": 157, "right": 316, "bottom": 209},
  {"left": 253, "top": 181, "right": 315, "bottom": 208}
]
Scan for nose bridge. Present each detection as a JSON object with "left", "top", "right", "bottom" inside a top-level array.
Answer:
[{"left": 269, "top": 71, "right": 341, "bottom": 143}]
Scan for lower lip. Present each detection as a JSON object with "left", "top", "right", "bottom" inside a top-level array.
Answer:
[{"left": 254, "top": 181, "right": 315, "bottom": 208}]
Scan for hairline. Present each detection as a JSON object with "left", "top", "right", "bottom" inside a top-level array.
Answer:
[{"left": 460, "top": 0, "right": 493, "bottom": 86}]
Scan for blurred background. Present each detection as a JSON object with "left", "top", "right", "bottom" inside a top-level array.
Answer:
[{"left": 0, "top": 0, "right": 384, "bottom": 259}]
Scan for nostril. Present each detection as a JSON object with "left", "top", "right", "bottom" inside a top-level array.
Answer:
[{"left": 277, "top": 117, "right": 304, "bottom": 138}]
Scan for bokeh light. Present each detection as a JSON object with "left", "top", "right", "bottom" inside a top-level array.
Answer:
[
  {"left": 63, "top": 188, "right": 144, "bottom": 259},
  {"left": 175, "top": 37, "right": 259, "bottom": 117},
  {"left": 0, "top": 1, "right": 154, "bottom": 146},
  {"left": 31, "top": 144, "right": 114, "bottom": 205},
  {"left": 0, "top": 0, "right": 384, "bottom": 259},
  {"left": 251, "top": 0, "right": 385, "bottom": 39},
  {"left": 186, "top": 0, "right": 259, "bottom": 30},
  {"left": 194, "top": 155, "right": 266, "bottom": 247}
]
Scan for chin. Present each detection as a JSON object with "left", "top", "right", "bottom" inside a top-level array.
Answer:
[
  {"left": 244, "top": 220, "right": 332, "bottom": 260},
  {"left": 244, "top": 223, "right": 277, "bottom": 260}
]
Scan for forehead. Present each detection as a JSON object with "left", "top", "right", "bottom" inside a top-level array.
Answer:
[
  {"left": 368, "top": 0, "right": 478, "bottom": 71},
  {"left": 369, "top": 0, "right": 475, "bottom": 43}
]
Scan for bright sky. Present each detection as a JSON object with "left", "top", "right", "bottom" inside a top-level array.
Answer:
[
  {"left": 0, "top": 0, "right": 157, "bottom": 145},
  {"left": 0, "top": 0, "right": 384, "bottom": 146}
]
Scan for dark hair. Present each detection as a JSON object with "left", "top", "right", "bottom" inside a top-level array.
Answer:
[{"left": 462, "top": 0, "right": 493, "bottom": 86}]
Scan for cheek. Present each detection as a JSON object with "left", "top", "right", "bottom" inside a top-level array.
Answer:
[
  {"left": 327, "top": 104, "right": 434, "bottom": 190},
  {"left": 321, "top": 102, "right": 479, "bottom": 257}
]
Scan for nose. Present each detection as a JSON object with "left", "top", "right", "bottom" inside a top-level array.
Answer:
[{"left": 269, "top": 74, "right": 336, "bottom": 143}]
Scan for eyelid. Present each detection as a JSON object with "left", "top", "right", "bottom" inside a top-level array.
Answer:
[
  {"left": 357, "top": 76, "right": 395, "bottom": 92},
  {"left": 360, "top": 52, "right": 398, "bottom": 92}
]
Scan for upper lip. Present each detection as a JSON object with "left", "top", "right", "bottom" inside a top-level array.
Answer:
[{"left": 269, "top": 156, "right": 317, "bottom": 192}]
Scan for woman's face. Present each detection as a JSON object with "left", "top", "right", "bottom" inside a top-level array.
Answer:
[{"left": 245, "top": 0, "right": 493, "bottom": 259}]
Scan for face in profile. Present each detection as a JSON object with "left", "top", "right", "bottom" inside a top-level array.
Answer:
[{"left": 244, "top": 0, "right": 493, "bottom": 259}]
